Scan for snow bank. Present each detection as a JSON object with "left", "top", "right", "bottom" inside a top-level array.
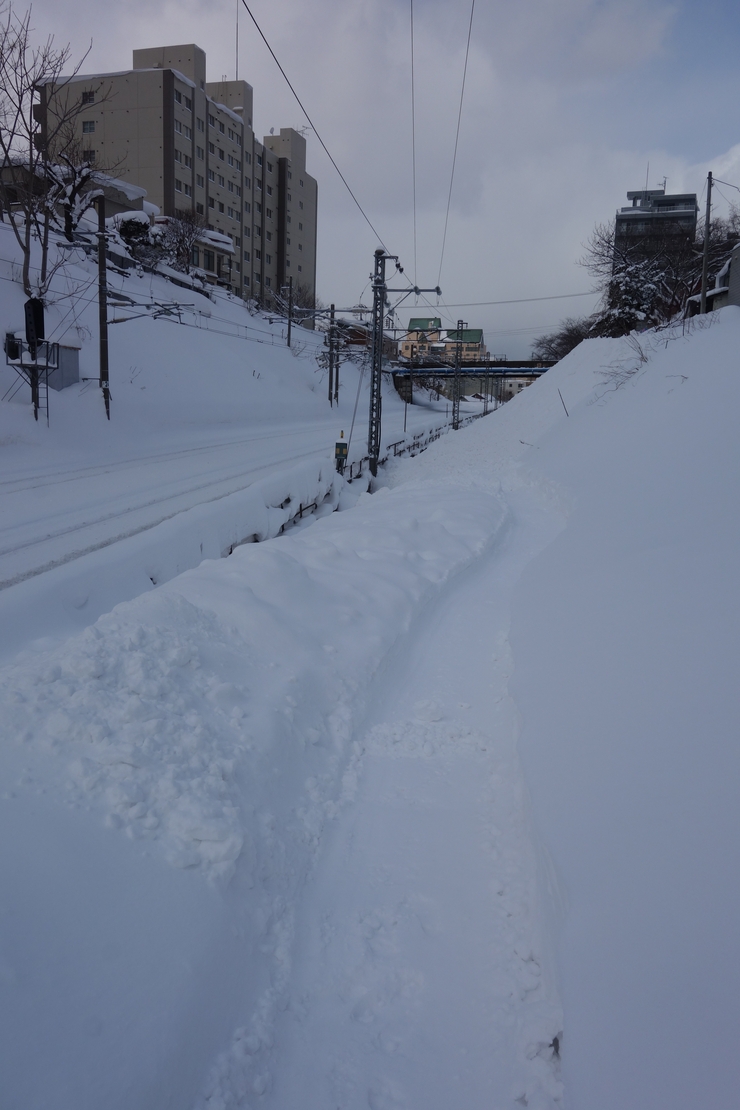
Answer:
[{"left": 0, "top": 474, "right": 506, "bottom": 1108}]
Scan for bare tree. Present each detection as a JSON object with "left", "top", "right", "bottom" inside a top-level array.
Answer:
[
  {"left": 160, "top": 209, "right": 206, "bottom": 274},
  {"left": 0, "top": 4, "right": 100, "bottom": 295},
  {"left": 531, "top": 317, "right": 593, "bottom": 361}
]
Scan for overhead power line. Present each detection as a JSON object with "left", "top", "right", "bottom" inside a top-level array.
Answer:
[
  {"left": 434, "top": 290, "right": 597, "bottom": 308},
  {"left": 410, "top": 0, "right": 418, "bottom": 287},
  {"left": 239, "top": 0, "right": 388, "bottom": 251},
  {"left": 437, "top": 0, "right": 476, "bottom": 287}
]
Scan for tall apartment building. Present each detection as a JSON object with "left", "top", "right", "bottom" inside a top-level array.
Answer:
[
  {"left": 41, "top": 44, "right": 317, "bottom": 304},
  {"left": 614, "top": 188, "right": 698, "bottom": 256}
]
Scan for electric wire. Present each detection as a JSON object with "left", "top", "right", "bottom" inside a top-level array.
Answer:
[
  {"left": 410, "top": 0, "right": 418, "bottom": 288},
  {"left": 239, "top": 0, "right": 389, "bottom": 251},
  {"left": 437, "top": 0, "right": 476, "bottom": 288}
]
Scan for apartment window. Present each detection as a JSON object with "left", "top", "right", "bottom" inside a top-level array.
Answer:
[
  {"left": 255, "top": 179, "right": 261, "bottom": 191},
  {"left": 196, "top": 174, "right": 204, "bottom": 188},
  {"left": 287, "top": 170, "right": 292, "bottom": 180},
  {"left": 183, "top": 154, "right": 192, "bottom": 168},
  {"left": 183, "top": 183, "right": 192, "bottom": 197},
  {"left": 298, "top": 221, "right": 303, "bottom": 230},
  {"left": 286, "top": 237, "right": 290, "bottom": 245},
  {"left": 244, "top": 250, "right": 250, "bottom": 262},
  {"left": 264, "top": 276, "right": 271, "bottom": 288},
  {"left": 298, "top": 265, "right": 302, "bottom": 272},
  {"left": 299, "top": 200, "right": 303, "bottom": 209},
  {"left": 175, "top": 179, "right": 182, "bottom": 192},
  {"left": 81, "top": 90, "right": 94, "bottom": 105},
  {"left": 184, "top": 96, "right": 192, "bottom": 111},
  {"left": 174, "top": 120, "right": 182, "bottom": 134},
  {"left": 196, "top": 145, "right": 204, "bottom": 159},
  {"left": 254, "top": 273, "right": 261, "bottom": 283},
  {"left": 255, "top": 249, "right": 261, "bottom": 261},
  {"left": 245, "top": 226, "right": 250, "bottom": 237},
  {"left": 208, "top": 168, "right": 215, "bottom": 182},
  {"left": 227, "top": 206, "right": 235, "bottom": 218},
  {"left": 265, "top": 254, "right": 271, "bottom": 265},
  {"left": 208, "top": 114, "right": 215, "bottom": 126},
  {"left": 82, "top": 149, "right": 95, "bottom": 162},
  {"left": 245, "top": 151, "right": 251, "bottom": 165},
  {"left": 192, "top": 247, "right": 199, "bottom": 266},
  {"left": 255, "top": 225, "right": 261, "bottom": 236},
  {"left": 218, "top": 148, "right": 225, "bottom": 161},
  {"left": 196, "top": 201, "right": 204, "bottom": 214},
  {"left": 287, "top": 192, "right": 291, "bottom": 201},
  {"left": 245, "top": 177, "right": 251, "bottom": 189},
  {"left": 203, "top": 250, "right": 215, "bottom": 271},
  {"left": 183, "top": 125, "right": 192, "bottom": 140},
  {"left": 208, "top": 197, "right": 215, "bottom": 208},
  {"left": 267, "top": 161, "right": 273, "bottom": 173},
  {"left": 227, "top": 154, "right": 233, "bottom": 167},
  {"left": 218, "top": 121, "right": 225, "bottom": 134},
  {"left": 286, "top": 259, "right": 290, "bottom": 268},
  {"left": 235, "top": 236, "right": 241, "bottom": 246},
  {"left": 244, "top": 276, "right": 249, "bottom": 285},
  {"left": 218, "top": 201, "right": 224, "bottom": 213},
  {"left": 265, "top": 208, "right": 272, "bottom": 220},
  {"left": 82, "top": 120, "right": 95, "bottom": 134},
  {"left": 174, "top": 150, "right": 182, "bottom": 163},
  {"left": 266, "top": 231, "right": 272, "bottom": 242},
  {"left": 266, "top": 185, "right": 272, "bottom": 196},
  {"left": 228, "top": 180, "right": 234, "bottom": 192},
  {"left": 287, "top": 215, "right": 291, "bottom": 223},
  {"left": 228, "top": 128, "right": 235, "bottom": 140},
  {"left": 197, "top": 117, "right": 204, "bottom": 131},
  {"left": 235, "top": 185, "right": 241, "bottom": 198},
  {"left": 256, "top": 154, "right": 262, "bottom": 166},
  {"left": 174, "top": 89, "right": 182, "bottom": 103},
  {"left": 218, "top": 173, "right": 225, "bottom": 187},
  {"left": 234, "top": 159, "right": 241, "bottom": 171},
  {"left": 237, "top": 134, "right": 242, "bottom": 147},
  {"left": 235, "top": 262, "right": 241, "bottom": 273},
  {"left": 208, "top": 142, "right": 215, "bottom": 155},
  {"left": 300, "top": 178, "right": 304, "bottom": 186},
  {"left": 244, "top": 202, "right": 251, "bottom": 214}
]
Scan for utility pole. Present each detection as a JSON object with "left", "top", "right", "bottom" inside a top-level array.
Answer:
[
  {"left": 328, "top": 302, "right": 335, "bottom": 405},
  {"left": 367, "top": 250, "right": 386, "bottom": 475},
  {"left": 452, "top": 318, "right": 466, "bottom": 430},
  {"left": 287, "top": 275, "right": 293, "bottom": 348},
  {"left": 96, "top": 195, "right": 110, "bottom": 419},
  {"left": 700, "top": 171, "right": 713, "bottom": 315},
  {"left": 367, "top": 247, "right": 440, "bottom": 476}
]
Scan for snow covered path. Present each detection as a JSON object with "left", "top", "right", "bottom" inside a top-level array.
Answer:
[{"left": 260, "top": 492, "right": 564, "bottom": 1110}]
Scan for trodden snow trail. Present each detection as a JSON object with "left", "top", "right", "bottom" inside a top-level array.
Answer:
[{"left": 207, "top": 487, "right": 566, "bottom": 1110}]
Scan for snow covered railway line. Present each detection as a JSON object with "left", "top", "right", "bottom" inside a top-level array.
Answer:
[{"left": 0, "top": 443, "right": 329, "bottom": 591}]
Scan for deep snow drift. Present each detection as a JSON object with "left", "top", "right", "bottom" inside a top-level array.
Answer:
[{"left": 1, "top": 305, "right": 739, "bottom": 1109}]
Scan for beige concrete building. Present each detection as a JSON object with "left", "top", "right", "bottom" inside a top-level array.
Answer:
[{"left": 41, "top": 44, "right": 317, "bottom": 304}]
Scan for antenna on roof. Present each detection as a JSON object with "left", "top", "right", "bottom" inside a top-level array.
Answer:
[
  {"left": 644, "top": 161, "right": 650, "bottom": 198},
  {"left": 236, "top": 0, "right": 239, "bottom": 80},
  {"left": 270, "top": 127, "right": 274, "bottom": 134}
]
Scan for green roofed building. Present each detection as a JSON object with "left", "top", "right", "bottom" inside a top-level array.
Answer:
[{"left": 400, "top": 319, "right": 488, "bottom": 363}]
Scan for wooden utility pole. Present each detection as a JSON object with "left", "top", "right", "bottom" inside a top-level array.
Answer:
[
  {"left": 700, "top": 171, "right": 713, "bottom": 315},
  {"left": 96, "top": 196, "right": 110, "bottom": 419}
]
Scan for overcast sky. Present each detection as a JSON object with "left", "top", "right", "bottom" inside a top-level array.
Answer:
[{"left": 27, "top": 0, "right": 740, "bottom": 354}]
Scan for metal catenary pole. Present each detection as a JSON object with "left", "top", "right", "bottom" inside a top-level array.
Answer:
[
  {"left": 700, "top": 171, "right": 713, "bottom": 315},
  {"left": 452, "top": 318, "right": 466, "bottom": 430},
  {"left": 96, "top": 196, "right": 111, "bottom": 419},
  {"left": 328, "top": 302, "right": 335, "bottom": 405},
  {"left": 287, "top": 275, "right": 293, "bottom": 348},
  {"left": 367, "top": 249, "right": 387, "bottom": 476}
]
